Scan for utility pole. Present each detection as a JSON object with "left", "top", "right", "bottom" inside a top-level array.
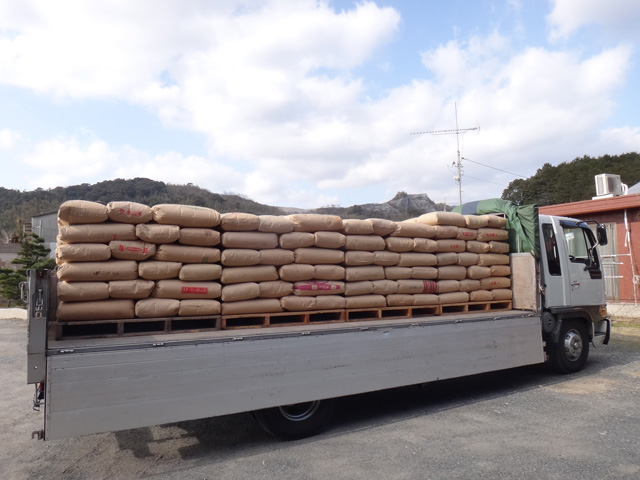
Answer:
[{"left": 411, "top": 103, "right": 478, "bottom": 205}]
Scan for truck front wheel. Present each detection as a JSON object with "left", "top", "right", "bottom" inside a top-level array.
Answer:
[
  {"left": 549, "top": 319, "right": 589, "bottom": 374},
  {"left": 253, "top": 399, "right": 337, "bottom": 440}
]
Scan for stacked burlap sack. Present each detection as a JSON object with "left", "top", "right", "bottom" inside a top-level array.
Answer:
[{"left": 54, "top": 200, "right": 512, "bottom": 322}]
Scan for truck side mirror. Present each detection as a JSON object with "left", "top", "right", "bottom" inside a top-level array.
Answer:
[{"left": 597, "top": 224, "right": 608, "bottom": 246}]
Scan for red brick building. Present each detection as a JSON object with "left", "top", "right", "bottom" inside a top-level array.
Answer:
[{"left": 540, "top": 193, "right": 640, "bottom": 309}]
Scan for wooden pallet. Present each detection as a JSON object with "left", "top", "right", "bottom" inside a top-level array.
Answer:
[
  {"left": 51, "top": 315, "right": 221, "bottom": 340},
  {"left": 345, "top": 305, "right": 439, "bottom": 322},
  {"left": 221, "top": 309, "right": 345, "bottom": 329},
  {"left": 440, "top": 300, "right": 513, "bottom": 315}
]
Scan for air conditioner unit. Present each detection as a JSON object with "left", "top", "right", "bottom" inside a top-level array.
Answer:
[{"left": 595, "top": 173, "right": 624, "bottom": 197}]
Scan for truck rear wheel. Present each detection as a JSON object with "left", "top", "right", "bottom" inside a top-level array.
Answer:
[
  {"left": 549, "top": 319, "right": 589, "bottom": 374},
  {"left": 253, "top": 399, "right": 337, "bottom": 440}
]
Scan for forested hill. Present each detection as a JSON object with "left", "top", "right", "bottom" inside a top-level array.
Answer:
[
  {"left": 501, "top": 152, "right": 640, "bottom": 206},
  {"left": 0, "top": 178, "right": 283, "bottom": 235}
]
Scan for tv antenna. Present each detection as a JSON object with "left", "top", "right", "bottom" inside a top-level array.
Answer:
[{"left": 411, "top": 102, "right": 479, "bottom": 205}]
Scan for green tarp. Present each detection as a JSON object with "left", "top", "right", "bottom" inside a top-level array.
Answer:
[{"left": 453, "top": 199, "right": 539, "bottom": 256}]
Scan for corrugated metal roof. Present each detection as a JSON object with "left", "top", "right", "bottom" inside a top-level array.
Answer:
[{"left": 539, "top": 193, "right": 640, "bottom": 216}]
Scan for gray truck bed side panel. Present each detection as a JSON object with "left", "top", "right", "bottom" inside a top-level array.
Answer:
[{"left": 45, "top": 314, "right": 544, "bottom": 440}]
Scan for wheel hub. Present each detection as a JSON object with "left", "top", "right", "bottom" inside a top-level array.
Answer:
[{"left": 563, "top": 330, "right": 583, "bottom": 361}]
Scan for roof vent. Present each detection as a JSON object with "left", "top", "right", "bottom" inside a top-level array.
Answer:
[{"left": 594, "top": 174, "right": 628, "bottom": 199}]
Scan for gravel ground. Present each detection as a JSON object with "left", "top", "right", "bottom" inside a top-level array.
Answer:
[{"left": 1, "top": 313, "right": 639, "bottom": 480}]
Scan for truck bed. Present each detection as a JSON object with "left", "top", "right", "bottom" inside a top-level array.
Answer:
[{"left": 43, "top": 309, "right": 544, "bottom": 440}]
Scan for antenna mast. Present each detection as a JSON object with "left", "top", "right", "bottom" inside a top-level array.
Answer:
[{"left": 411, "top": 103, "right": 478, "bottom": 205}]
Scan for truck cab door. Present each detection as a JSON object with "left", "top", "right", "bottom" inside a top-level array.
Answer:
[{"left": 560, "top": 221, "right": 606, "bottom": 307}]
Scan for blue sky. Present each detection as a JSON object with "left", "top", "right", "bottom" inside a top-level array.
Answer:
[{"left": 1, "top": 0, "right": 639, "bottom": 208}]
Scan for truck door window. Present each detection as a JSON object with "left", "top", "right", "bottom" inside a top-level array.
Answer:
[
  {"left": 542, "top": 223, "right": 561, "bottom": 276},
  {"left": 563, "top": 225, "right": 601, "bottom": 276}
]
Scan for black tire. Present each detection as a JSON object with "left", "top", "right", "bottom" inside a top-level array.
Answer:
[
  {"left": 548, "top": 319, "right": 589, "bottom": 374},
  {"left": 252, "top": 399, "right": 337, "bottom": 441}
]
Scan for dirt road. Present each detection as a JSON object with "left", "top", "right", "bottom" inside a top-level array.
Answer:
[{"left": 1, "top": 314, "right": 639, "bottom": 480}]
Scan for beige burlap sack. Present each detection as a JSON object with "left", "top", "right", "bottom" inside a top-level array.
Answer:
[
  {"left": 470, "top": 290, "right": 493, "bottom": 302},
  {"left": 109, "top": 240, "right": 156, "bottom": 261},
  {"left": 152, "top": 204, "right": 221, "bottom": 227},
  {"left": 259, "top": 249, "right": 294, "bottom": 266},
  {"left": 492, "top": 289, "right": 513, "bottom": 300},
  {"left": 411, "top": 267, "right": 438, "bottom": 279},
  {"left": 457, "top": 252, "right": 480, "bottom": 267},
  {"left": 221, "top": 283, "right": 261, "bottom": 302},
  {"left": 258, "top": 215, "right": 294, "bottom": 234},
  {"left": 221, "top": 298, "right": 282, "bottom": 315},
  {"left": 345, "top": 295, "right": 386, "bottom": 309},
  {"left": 135, "top": 224, "right": 181, "bottom": 244},
  {"left": 57, "top": 260, "right": 138, "bottom": 282},
  {"left": 278, "top": 264, "right": 316, "bottom": 282},
  {"left": 108, "top": 279, "right": 154, "bottom": 299},
  {"left": 489, "top": 241, "right": 510, "bottom": 254},
  {"left": 59, "top": 223, "right": 136, "bottom": 244},
  {"left": 398, "top": 253, "right": 437, "bottom": 267},
  {"left": 417, "top": 211, "right": 466, "bottom": 227},
  {"left": 58, "top": 200, "right": 108, "bottom": 225},
  {"left": 345, "top": 266, "right": 385, "bottom": 281},
  {"left": 367, "top": 218, "right": 398, "bottom": 236},
  {"left": 371, "top": 279, "right": 398, "bottom": 295},
  {"left": 345, "top": 281, "right": 374, "bottom": 296},
  {"left": 385, "top": 237, "right": 414, "bottom": 253},
  {"left": 466, "top": 241, "right": 491, "bottom": 254},
  {"left": 220, "top": 212, "right": 260, "bottom": 231},
  {"left": 259, "top": 280, "right": 293, "bottom": 298},
  {"left": 222, "top": 232, "right": 278, "bottom": 249},
  {"left": 56, "top": 243, "right": 111, "bottom": 264},
  {"left": 397, "top": 279, "right": 438, "bottom": 294},
  {"left": 342, "top": 219, "right": 374, "bottom": 235},
  {"left": 433, "top": 225, "right": 459, "bottom": 239},
  {"left": 459, "top": 279, "right": 481, "bottom": 292},
  {"left": 464, "top": 215, "right": 489, "bottom": 229},
  {"left": 106, "top": 201, "right": 153, "bottom": 224},
  {"left": 479, "top": 277, "right": 512, "bottom": 290},
  {"left": 221, "top": 265, "right": 278, "bottom": 284},
  {"left": 344, "top": 251, "right": 375, "bottom": 266},
  {"left": 289, "top": 214, "right": 343, "bottom": 232},
  {"left": 57, "top": 299, "right": 135, "bottom": 321},
  {"left": 58, "top": 282, "right": 109, "bottom": 302},
  {"left": 384, "top": 266, "right": 413, "bottom": 280},
  {"left": 281, "top": 295, "right": 316, "bottom": 311},
  {"left": 179, "top": 264, "right": 222, "bottom": 281},
  {"left": 413, "top": 294, "right": 439, "bottom": 306},
  {"left": 221, "top": 249, "right": 260, "bottom": 267},
  {"left": 477, "top": 228, "right": 509, "bottom": 242},
  {"left": 294, "top": 248, "right": 344, "bottom": 265},
  {"left": 293, "top": 280, "right": 345, "bottom": 296},
  {"left": 490, "top": 265, "right": 511, "bottom": 277},
  {"left": 344, "top": 235, "right": 385, "bottom": 251},
  {"left": 135, "top": 298, "right": 180, "bottom": 318},
  {"left": 439, "top": 292, "right": 470, "bottom": 304},
  {"left": 138, "top": 261, "right": 182, "bottom": 280},
  {"left": 314, "top": 265, "right": 345, "bottom": 280},
  {"left": 373, "top": 251, "right": 400, "bottom": 266},
  {"left": 457, "top": 228, "right": 478, "bottom": 241},
  {"left": 315, "top": 231, "right": 346, "bottom": 249},
  {"left": 477, "top": 254, "right": 510, "bottom": 267},
  {"left": 178, "top": 228, "right": 221, "bottom": 247},
  {"left": 315, "top": 295, "right": 346, "bottom": 310},
  {"left": 467, "top": 265, "right": 492, "bottom": 280},
  {"left": 412, "top": 238, "right": 438, "bottom": 253},
  {"left": 178, "top": 299, "right": 221, "bottom": 316},
  {"left": 437, "top": 280, "right": 460, "bottom": 293},
  {"left": 279, "top": 232, "right": 315, "bottom": 249},
  {"left": 386, "top": 294, "right": 415, "bottom": 307},
  {"left": 437, "top": 266, "right": 467, "bottom": 280},
  {"left": 154, "top": 245, "right": 220, "bottom": 264},
  {"left": 483, "top": 215, "right": 507, "bottom": 228},
  {"left": 153, "top": 280, "right": 222, "bottom": 299},
  {"left": 435, "top": 252, "right": 458, "bottom": 266},
  {"left": 390, "top": 222, "right": 436, "bottom": 238},
  {"left": 436, "top": 239, "right": 466, "bottom": 253}
]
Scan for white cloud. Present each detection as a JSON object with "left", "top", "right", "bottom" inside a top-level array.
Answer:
[
  {"left": 0, "top": 128, "right": 20, "bottom": 149},
  {"left": 548, "top": 0, "right": 640, "bottom": 40}
]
